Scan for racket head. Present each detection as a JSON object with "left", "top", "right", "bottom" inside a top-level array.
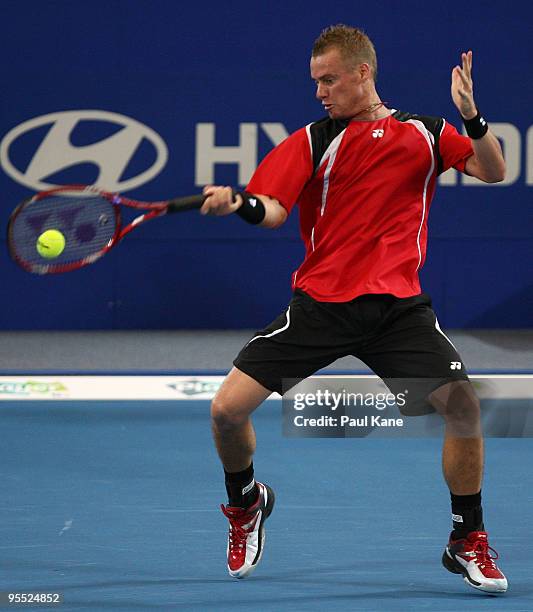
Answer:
[{"left": 7, "top": 185, "right": 121, "bottom": 274}]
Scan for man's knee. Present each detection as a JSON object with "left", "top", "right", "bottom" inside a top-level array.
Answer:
[
  {"left": 211, "top": 396, "right": 250, "bottom": 431},
  {"left": 429, "top": 381, "right": 481, "bottom": 434},
  {"left": 210, "top": 367, "right": 271, "bottom": 433}
]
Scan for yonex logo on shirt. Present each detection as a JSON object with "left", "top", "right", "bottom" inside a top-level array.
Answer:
[
  {"left": 372, "top": 129, "right": 384, "bottom": 138},
  {"left": 450, "top": 361, "right": 462, "bottom": 370}
]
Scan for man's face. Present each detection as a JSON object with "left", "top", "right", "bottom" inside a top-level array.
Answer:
[{"left": 310, "top": 47, "right": 365, "bottom": 120}]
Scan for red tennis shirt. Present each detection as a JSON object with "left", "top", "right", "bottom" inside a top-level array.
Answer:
[{"left": 246, "top": 110, "right": 473, "bottom": 302}]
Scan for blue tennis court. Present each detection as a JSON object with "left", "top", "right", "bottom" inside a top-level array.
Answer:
[
  {"left": 2, "top": 389, "right": 532, "bottom": 611},
  {"left": 1, "top": 3, "right": 532, "bottom": 611}
]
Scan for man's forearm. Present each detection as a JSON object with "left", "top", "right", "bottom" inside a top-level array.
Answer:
[
  {"left": 253, "top": 194, "right": 288, "bottom": 229},
  {"left": 467, "top": 130, "right": 506, "bottom": 183}
]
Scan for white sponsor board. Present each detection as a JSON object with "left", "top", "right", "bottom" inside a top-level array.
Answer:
[
  {"left": 0, "top": 375, "right": 530, "bottom": 401},
  {"left": 0, "top": 376, "right": 226, "bottom": 400}
]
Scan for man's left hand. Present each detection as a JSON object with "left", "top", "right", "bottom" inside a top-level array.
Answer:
[{"left": 451, "top": 50, "right": 477, "bottom": 119}]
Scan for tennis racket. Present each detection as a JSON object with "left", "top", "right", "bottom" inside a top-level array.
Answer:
[{"left": 7, "top": 185, "right": 206, "bottom": 274}]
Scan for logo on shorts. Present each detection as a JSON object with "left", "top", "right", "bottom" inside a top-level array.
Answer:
[
  {"left": 450, "top": 361, "right": 462, "bottom": 370},
  {"left": 372, "top": 129, "right": 384, "bottom": 138}
]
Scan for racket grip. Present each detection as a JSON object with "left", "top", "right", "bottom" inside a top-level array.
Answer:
[{"left": 167, "top": 194, "right": 206, "bottom": 213}]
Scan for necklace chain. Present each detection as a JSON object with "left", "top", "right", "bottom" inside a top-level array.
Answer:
[{"left": 352, "top": 101, "right": 386, "bottom": 119}]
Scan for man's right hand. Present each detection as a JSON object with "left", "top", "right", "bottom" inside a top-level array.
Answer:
[
  {"left": 201, "top": 186, "right": 288, "bottom": 228},
  {"left": 201, "top": 185, "right": 242, "bottom": 216}
]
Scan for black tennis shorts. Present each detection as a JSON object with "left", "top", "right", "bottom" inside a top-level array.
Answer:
[{"left": 233, "top": 290, "right": 469, "bottom": 415}]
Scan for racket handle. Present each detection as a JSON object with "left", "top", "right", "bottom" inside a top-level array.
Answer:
[{"left": 167, "top": 194, "right": 206, "bottom": 213}]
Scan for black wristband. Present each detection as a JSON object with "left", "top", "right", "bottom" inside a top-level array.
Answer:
[
  {"left": 462, "top": 110, "right": 488, "bottom": 140},
  {"left": 234, "top": 191, "right": 266, "bottom": 225}
]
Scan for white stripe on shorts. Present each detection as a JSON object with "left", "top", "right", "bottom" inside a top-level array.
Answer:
[
  {"left": 434, "top": 315, "right": 458, "bottom": 351},
  {"left": 246, "top": 306, "right": 291, "bottom": 346}
]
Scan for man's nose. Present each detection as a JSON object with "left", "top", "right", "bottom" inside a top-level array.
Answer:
[{"left": 316, "top": 83, "right": 327, "bottom": 99}]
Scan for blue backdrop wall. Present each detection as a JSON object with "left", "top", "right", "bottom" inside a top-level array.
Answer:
[{"left": 1, "top": 0, "right": 531, "bottom": 329}]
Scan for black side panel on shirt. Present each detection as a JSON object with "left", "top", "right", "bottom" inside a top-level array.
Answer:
[
  {"left": 309, "top": 117, "right": 349, "bottom": 174},
  {"left": 392, "top": 110, "right": 446, "bottom": 175}
]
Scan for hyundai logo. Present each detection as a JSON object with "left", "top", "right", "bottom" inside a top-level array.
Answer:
[{"left": 0, "top": 110, "right": 168, "bottom": 192}]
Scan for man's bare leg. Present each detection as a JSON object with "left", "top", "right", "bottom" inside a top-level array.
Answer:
[
  {"left": 212, "top": 367, "right": 276, "bottom": 578},
  {"left": 442, "top": 436, "right": 483, "bottom": 495},
  {"left": 211, "top": 367, "right": 272, "bottom": 472},
  {"left": 431, "top": 381, "right": 508, "bottom": 591},
  {"left": 429, "top": 380, "right": 483, "bottom": 495}
]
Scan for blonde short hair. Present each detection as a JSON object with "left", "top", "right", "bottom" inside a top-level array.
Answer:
[{"left": 312, "top": 24, "right": 378, "bottom": 80}]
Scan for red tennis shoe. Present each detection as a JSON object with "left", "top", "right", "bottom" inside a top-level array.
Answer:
[
  {"left": 220, "top": 482, "right": 275, "bottom": 579},
  {"left": 442, "top": 531, "right": 508, "bottom": 593}
]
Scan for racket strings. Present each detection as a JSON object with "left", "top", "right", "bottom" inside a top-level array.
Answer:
[{"left": 9, "top": 195, "right": 118, "bottom": 270}]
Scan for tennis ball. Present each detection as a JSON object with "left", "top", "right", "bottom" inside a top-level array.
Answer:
[{"left": 36, "top": 229, "right": 66, "bottom": 259}]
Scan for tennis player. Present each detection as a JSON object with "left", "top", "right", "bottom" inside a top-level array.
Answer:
[{"left": 201, "top": 25, "right": 507, "bottom": 593}]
